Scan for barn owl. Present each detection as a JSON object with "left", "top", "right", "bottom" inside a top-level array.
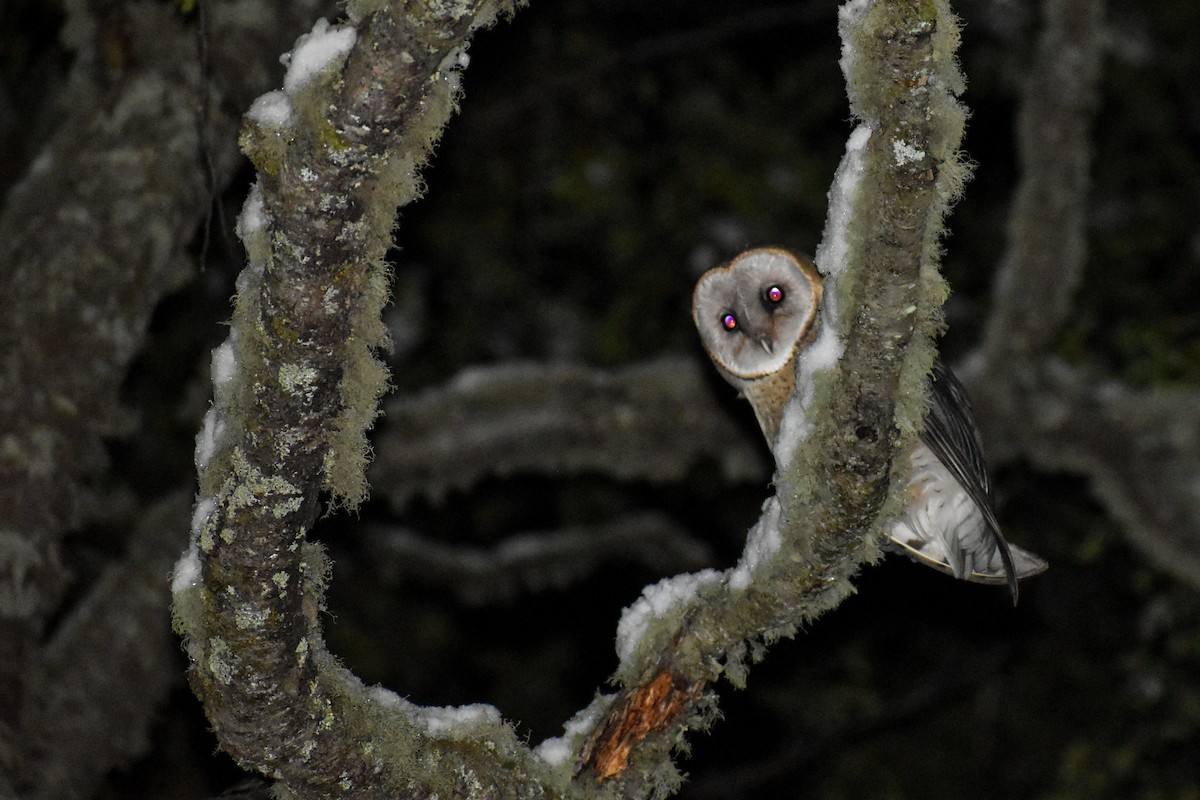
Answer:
[{"left": 693, "top": 247, "right": 1047, "bottom": 598}]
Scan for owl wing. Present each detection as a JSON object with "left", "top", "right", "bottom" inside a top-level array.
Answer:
[{"left": 918, "top": 360, "right": 1045, "bottom": 600}]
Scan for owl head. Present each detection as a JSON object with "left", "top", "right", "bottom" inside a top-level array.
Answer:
[
  {"left": 692, "top": 247, "right": 824, "bottom": 381},
  {"left": 692, "top": 248, "right": 824, "bottom": 446}
]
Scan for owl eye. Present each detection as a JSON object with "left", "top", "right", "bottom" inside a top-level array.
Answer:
[
  {"left": 720, "top": 312, "right": 739, "bottom": 332},
  {"left": 764, "top": 285, "right": 785, "bottom": 305}
]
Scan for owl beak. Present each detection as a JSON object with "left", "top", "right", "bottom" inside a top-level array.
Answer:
[{"left": 757, "top": 337, "right": 774, "bottom": 356}]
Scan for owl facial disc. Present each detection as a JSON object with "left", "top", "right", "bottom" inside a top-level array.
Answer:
[{"left": 692, "top": 248, "right": 823, "bottom": 380}]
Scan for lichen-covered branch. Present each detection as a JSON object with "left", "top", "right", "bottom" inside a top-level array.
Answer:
[
  {"left": 169, "top": 3, "right": 567, "bottom": 798},
  {"left": 967, "top": 0, "right": 1200, "bottom": 587},
  {"left": 0, "top": 7, "right": 211, "bottom": 762},
  {"left": 0, "top": 0, "right": 335, "bottom": 785},
  {"left": 18, "top": 493, "right": 189, "bottom": 800},
  {"left": 981, "top": 0, "right": 1104, "bottom": 362},
  {"left": 568, "top": 1, "right": 970, "bottom": 793},
  {"left": 369, "top": 358, "right": 767, "bottom": 511},
  {"left": 364, "top": 512, "right": 715, "bottom": 605},
  {"left": 173, "top": 0, "right": 974, "bottom": 796},
  {"left": 970, "top": 361, "right": 1200, "bottom": 588}
]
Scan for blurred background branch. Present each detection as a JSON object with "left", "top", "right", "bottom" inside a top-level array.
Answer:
[
  {"left": 0, "top": 0, "right": 335, "bottom": 792},
  {"left": 965, "top": 0, "right": 1200, "bottom": 589},
  {"left": 370, "top": 358, "right": 767, "bottom": 510}
]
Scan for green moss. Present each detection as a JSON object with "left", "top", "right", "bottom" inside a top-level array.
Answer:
[
  {"left": 316, "top": 117, "right": 351, "bottom": 153},
  {"left": 239, "top": 122, "right": 288, "bottom": 177}
]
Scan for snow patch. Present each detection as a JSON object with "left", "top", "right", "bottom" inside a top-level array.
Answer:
[
  {"left": 416, "top": 703, "right": 503, "bottom": 736},
  {"left": 211, "top": 339, "right": 238, "bottom": 390},
  {"left": 892, "top": 138, "right": 925, "bottom": 167},
  {"left": 774, "top": 122, "right": 870, "bottom": 464},
  {"left": 247, "top": 90, "right": 293, "bottom": 128},
  {"left": 801, "top": 324, "right": 845, "bottom": 380},
  {"left": 194, "top": 407, "right": 225, "bottom": 474},
  {"left": 236, "top": 184, "right": 268, "bottom": 241},
  {"left": 190, "top": 496, "right": 216, "bottom": 538},
  {"left": 367, "top": 687, "right": 506, "bottom": 738},
  {"left": 615, "top": 569, "right": 723, "bottom": 664},
  {"left": 368, "top": 685, "right": 406, "bottom": 709},
  {"left": 171, "top": 543, "right": 202, "bottom": 595},
  {"left": 837, "top": 0, "right": 874, "bottom": 85},
  {"left": 773, "top": 322, "right": 844, "bottom": 469},
  {"left": 815, "top": 124, "right": 870, "bottom": 280},
  {"left": 535, "top": 695, "right": 613, "bottom": 766},
  {"left": 282, "top": 18, "right": 358, "bottom": 94},
  {"left": 368, "top": 685, "right": 508, "bottom": 739},
  {"left": 728, "top": 496, "right": 783, "bottom": 590}
]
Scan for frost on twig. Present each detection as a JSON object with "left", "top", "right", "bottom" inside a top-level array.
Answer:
[
  {"left": 369, "top": 358, "right": 768, "bottom": 510},
  {"left": 571, "top": 1, "right": 971, "bottom": 792},
  {"left": 171, "top": 4, "right": 558, "bottom": 798}
]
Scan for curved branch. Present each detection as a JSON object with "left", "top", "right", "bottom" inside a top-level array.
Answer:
[
  {"left": 567, "top": 1, "right": 971, "bottom": 792},
  {"left": 965, "top": 0, "right": 1200, "bottom": 587},
  {"left": 980, "top": 0, "right": 1104, "bottom": 363},
  {"left": 175, "top": 2, "right": 974, "bottom": 798},
  {"left": 172, "top": 3, "right": 554, "bottom": 798}
]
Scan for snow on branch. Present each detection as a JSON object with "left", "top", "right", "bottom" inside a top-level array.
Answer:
[{"left": 171, "top": 1, "right": 975, "bottom": 797}]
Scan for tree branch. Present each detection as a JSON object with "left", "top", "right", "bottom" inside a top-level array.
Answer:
[
  {"left": 0, "top": 0, "right": 336, "bottom": 784},
  {"left": 981, "top": 0, "right": 1104, "bottom": 362},
  {"left": 364, "top": 512, "right": 715, "bottom": 605},
  {"left": 369, "top": 358, "right": 767, "bottom": 511},
  {"left": 569, "top": 1, "right": 971, "bottom": 792},
  {"left": 971, "top": 361, "right": 1200, "bottom": 587},
  {"left": 19, "top": 493, "right": 189, "bottom": 800},
  {"left": 966, "top": 0, "right": 1200, "bottom": 589},
  {"left": 174, "top": 1, "right": 973, "bottom": 797},
  {"left": 172, "top": 3, "right": 557, "bottom": 798}
]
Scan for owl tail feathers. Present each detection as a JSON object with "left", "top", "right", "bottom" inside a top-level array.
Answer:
[
  {"left": 886, "top": 529, "right": 1048, "bottom": 602},
  {"left": 961, "top": 541, "right": 1048, "bottom": 605},
  {"left": 1008, "top": 544, "right": 1049, "bottom": 580},
  {"left": 969, "top": 513, "right": 1049, "bottom": 604}
]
